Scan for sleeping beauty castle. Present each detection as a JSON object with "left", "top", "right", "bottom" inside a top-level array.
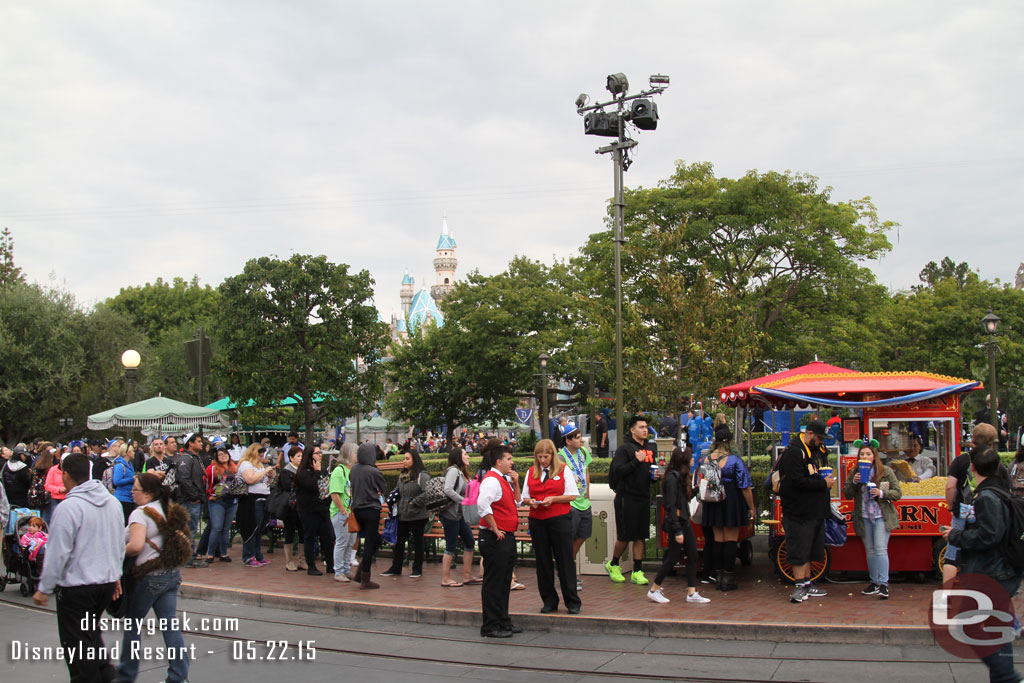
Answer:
[{"left": 387, "top": 217, "right": 457, "bottom": 340}]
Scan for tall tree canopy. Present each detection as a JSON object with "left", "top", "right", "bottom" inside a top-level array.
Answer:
[
  {"left": 569, "top": 161, "right": 894, "bottom": 409},
  {"left": 216, "top": 254, "right": 389, "bottom": 439}
]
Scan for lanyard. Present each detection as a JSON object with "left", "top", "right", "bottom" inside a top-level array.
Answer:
[{"left": 561, "top": 447, "right": 587, "bottom": 495}]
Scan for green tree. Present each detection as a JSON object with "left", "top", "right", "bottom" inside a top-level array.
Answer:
[
  {"left": 570, "top": 161, "right": 894, "bottom": 408},
  {"left": 0, "top": 227, "right": 25, "bottom": 288},
  {"left": 440, "top": 257, "right": 571, "bottom": 428},
  {"left": 216, "top": 254, "right": 389, "bottom": 440},
  {"left": 103, "top": 277, "right": 224, "bottom": 404}
]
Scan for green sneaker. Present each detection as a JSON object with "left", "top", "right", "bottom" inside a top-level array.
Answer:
[
  {"left": 630, "top": 571, "right": 649, "bottom": 586},
  {"left": 605, "top": 562, "right": 625, "bottom": 583}
]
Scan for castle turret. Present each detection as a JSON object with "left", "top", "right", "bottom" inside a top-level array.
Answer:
[
  {"left": 431, "top": 216, "right": 457, "bottom": 303},
  {"left": 400, "top": 271, "right": 415, "bottom": 317}
]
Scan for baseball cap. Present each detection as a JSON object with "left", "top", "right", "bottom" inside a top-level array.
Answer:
[{"left": 805, "top": 420, "right": 828, "bottom": 437}]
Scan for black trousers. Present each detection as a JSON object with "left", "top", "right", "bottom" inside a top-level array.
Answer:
[
  {"left": 529, "top": 513, "right": 580, "bottom": 611},
  {"left": 355, "top": 507, "right": 382, "bottom": 573},
  {"left": 299, "top": 506, "right": 335, "bottom": 571},
  {"left": 55, "top": 582, "right": 117, "bottom": 683},
  {"left": 388, "top": 518, "right": 427, "bottom": 575},
  {"left": 655, "top": 523, "right": 698, "bottom": 587},
  {"left": 478, "top": 528, "right": 516, "bottom": 634}
]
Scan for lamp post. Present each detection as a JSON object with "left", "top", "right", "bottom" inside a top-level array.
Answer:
[
  {"left": 576, "top": 72, "right": 668, "bottom": 437},
  {"left": 539, "top": 352, "right": 550, "bottom": 441},
  {"left": 121, "top": 349, "right": 141, "bottom": 404},
  {"left": 982, "top": 309, "right": 1000, "bottom": 432}
]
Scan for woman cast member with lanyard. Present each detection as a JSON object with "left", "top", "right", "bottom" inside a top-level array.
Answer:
[
  {"left": 521, "top": 439, "right": 581, "bottom": 614},
  {"left": 559, "top": 422, "right": 592, "bottom": 592}
]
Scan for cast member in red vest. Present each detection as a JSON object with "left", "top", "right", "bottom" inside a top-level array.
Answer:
[
  {"left": 476, "top": 440, "right": 522, "bottom": 638},
  {"left": 521, "top": 439, "right": 581, "bottom": 614}
]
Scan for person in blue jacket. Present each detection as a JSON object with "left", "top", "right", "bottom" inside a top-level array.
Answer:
[{"left": 110, "top": 442, "right": 136, "bottom": 522}]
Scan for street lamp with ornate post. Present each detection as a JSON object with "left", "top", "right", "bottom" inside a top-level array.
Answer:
[
  {"left": 121, "top": 349, "right": 141, "bottom": 404},
  {"left": 982, "top": 309, "right": 1000, "bottom": 432},
  {"left": 539, "top": 352, "right": 550, "bottom": 442}
]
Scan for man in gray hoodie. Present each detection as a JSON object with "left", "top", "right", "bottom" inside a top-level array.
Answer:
[{"left": 34, "top": 454, "right": 125, "bottom": 683}]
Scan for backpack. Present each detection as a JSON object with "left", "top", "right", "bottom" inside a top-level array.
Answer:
[
  {"left": 1011, "top": 463, "right": 1024, "bottom": 497},
  {"left": 27, "top": 470, "right": 51, "bottom": 509},
  {"left": 101, "top": 465, "right": 116, "bottom": 494},
  {"left": 698, "top": 454, "right": 727, "bottom": 503},
  {"left": 131, "top": 502, "right": 193, "bottom": 579},
  {"left": 461, "top": 475, "right": 482, "bottom": 525},
  {"left": 416, "top": 475, "right": 451, "bottom": 512},
  {"left": 987, "top": 488, "right": 1024, "bottom": 574}
]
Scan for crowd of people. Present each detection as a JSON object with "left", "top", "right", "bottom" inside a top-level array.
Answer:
[{"left": 2, "top": 411, "right": 1023, "bottom": 681}]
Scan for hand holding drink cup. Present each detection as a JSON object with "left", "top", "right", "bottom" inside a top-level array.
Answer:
[{"left": 867, "top": 481, "right": 881, "bottom": 498}]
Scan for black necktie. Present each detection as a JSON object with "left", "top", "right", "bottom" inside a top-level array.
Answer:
[{"left": 541, "top": 468, "right": 549, "bottom": 483}]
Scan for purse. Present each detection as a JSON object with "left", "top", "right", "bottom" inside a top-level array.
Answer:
[
  {"left": 688, "top": 498, "right": 703, "bottom": 526},
  {"left": 317, "top": 473, "right": 331, "bottom": 500},
  {"left": 347, "top": 512, "right": 360, "bottom": 532}
]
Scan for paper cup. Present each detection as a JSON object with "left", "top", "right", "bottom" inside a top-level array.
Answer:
[
  {"left": 819, "top": 467, "right": 833, "bottom": 479},
  {"left": 858, "top": 460, "right": 872, "bottom": 483}
]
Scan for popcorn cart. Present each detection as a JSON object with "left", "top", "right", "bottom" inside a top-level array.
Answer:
[{"left": 719, "top": 362, "right": 981, "bottom": 582}]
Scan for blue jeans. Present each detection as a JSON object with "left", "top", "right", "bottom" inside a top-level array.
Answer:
[
  {"left": 861, "top": 516, "right": 890, "bottom": 586},
  {"left": 243, "top": 497, "right": 266, "bottom": 563},
  {"left": 981, "top": 576, "right": 1022, "bottom": 683},
  {"left": 184, "top": 501, "right": 201, "bottom": 555},
  {"left": 331, "top": 511, "right": 356, "bottom": 575},
  {"left": 208, "top": 498, "right": 238, "bottom": 558},
  {"left": 116, "top": 569, "right": 189, "bottom": 683},
  {"left": 440, "top": 515, "right": 475, "bottom": 555}
]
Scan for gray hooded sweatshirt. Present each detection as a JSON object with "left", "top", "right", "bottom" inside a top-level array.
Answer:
[
  {"left": 37, "top": 479, "right": 126, "bottom": 594},
  {"left": 349, "top": 443, "right": 387, "bottom": 511}
]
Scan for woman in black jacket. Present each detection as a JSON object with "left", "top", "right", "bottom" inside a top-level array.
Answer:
[
  {"left": 295, "top": 444, "right": 335, "bottom": 576},
  {"left": 647, "top": 446, "right": 710, "bottom": 604},
  {"left": 1, "top": 447, "right": 32, "bottom": 508}
]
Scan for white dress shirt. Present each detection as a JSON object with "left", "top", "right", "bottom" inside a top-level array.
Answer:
[
  {"left": 477, "top": 468, "right": 521, "bottom": 518},
  {"left": 521, "top": 465, "right": 580, "bottom": 500}
]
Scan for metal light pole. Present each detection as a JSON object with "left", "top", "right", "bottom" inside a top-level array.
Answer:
[
  {"left": 539, "top": 352, "right": 550, "bottom": 441},
  {"left": 121, "top": 349, "right": 141, "bottom": 404},
  {"left": 581, "top": 359, "right": 601, "bottom": 446},
  {"left": 576, "top": 73, "right": 668, "bottom": 437},
  {"left": 982, "top": 309, "right": 1000, "bottom": 432}
]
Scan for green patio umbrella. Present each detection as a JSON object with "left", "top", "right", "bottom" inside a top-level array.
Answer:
[{"left": 87, "top": 395, "right": 229, "bottom": 430}]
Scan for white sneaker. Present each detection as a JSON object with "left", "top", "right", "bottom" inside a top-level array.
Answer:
[
  {"left": 334, "top": 573, "right": 350, "bottom": 583},
  {"left": 686, "top": 591, "right": 711, "bottom": 603},
  {"left": 647, "top": 588, "right": 670, "bottom": 604},
  {"left": 576, "top": 579, "right": 583, "bottom": 591}
]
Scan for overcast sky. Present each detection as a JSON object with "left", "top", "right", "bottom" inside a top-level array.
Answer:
[{"left": 2, "top": 1, "right": 1021, "bottom": 320}]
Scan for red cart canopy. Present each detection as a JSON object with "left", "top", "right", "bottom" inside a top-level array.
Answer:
[{"left": 718, "top": 361, "right": 861, "bottom": 407}]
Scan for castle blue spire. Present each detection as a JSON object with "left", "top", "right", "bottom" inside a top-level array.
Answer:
[{"left": 436, "top": 215, "right": 456, "bottom": 250}]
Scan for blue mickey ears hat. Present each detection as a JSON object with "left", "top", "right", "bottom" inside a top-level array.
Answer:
[
  {"left": 852, "top": 435, "right": 880, "bottom": 450},
  {"left": 560, "top": 422, "right": 581, "bottom": 439}
]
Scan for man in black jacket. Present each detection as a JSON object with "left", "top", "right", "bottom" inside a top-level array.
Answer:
[
  {"left": 177, "top": 433, "right": 208, "bottom": 568},
  {"left": 943, "top": 446, "right": 1022, "bottom": 683},
  {"left": 778, "top": 420, "right": 834, "bottom": 603},
  {"left": 606, "top": 414, "right": 660, "bottom": 586}
]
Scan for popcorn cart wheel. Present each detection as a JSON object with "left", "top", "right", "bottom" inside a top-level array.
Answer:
[
  {"left": 771, "top": 538, "right": 830, "bottom": 583},
  {"left": 932, "top": 537, "right": 948, "bottom": 579},
  {"left": 739, "top": 538, "right": 754, "bottom": 567}
]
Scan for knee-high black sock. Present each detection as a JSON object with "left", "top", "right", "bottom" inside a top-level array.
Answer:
[
  {"left": 723, "top": 540, "right": 738, "bottom": 572},
  {"left": 712, "top": 540, "right": 724, "bottom": 572},
  {"left": 633, "top": 556, "right": 644, "bottom": 575}
]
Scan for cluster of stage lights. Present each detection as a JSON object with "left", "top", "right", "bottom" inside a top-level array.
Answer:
[{"left": 576, "top": 73, "right": 669, "bottom": 137}]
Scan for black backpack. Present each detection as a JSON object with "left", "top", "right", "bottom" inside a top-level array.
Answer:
[
  {"left": 987, "top": 488, "right": 1024, "bottom": 574},
  {"left": 415, "top": 475, "right": 451, "bottom": 512}
]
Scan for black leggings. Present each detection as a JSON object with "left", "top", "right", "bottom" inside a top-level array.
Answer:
[
  {"left": 298, "top": 505, "right": 334, "bottom": 571},
  {"left": 355, "top": 507, "right": 382, "bottom": 573},
  {"left": 654, "top": 523, "right": 698, "bottom": 587}
]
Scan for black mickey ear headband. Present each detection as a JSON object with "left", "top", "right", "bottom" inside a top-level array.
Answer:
[{"left": 852, "top": 436, "right": 879, "bottom": 450}]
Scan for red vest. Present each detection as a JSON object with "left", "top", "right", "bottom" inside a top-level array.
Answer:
[
  {"left": 526, "top": 466, "right": 571, "bottom": 520},
  {"left": 484, "top": 471, "right": 519, "bottom": 532}
]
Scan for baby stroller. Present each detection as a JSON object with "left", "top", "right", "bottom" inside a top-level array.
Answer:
[{"left": 1, "top": 508, "right": 45, "bottom": 597}]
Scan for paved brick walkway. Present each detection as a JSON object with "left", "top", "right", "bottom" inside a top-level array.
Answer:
[{"left": 177, "top": 540, "right": 1024, "bottom": 644}]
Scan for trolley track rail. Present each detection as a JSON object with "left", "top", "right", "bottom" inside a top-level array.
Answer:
[{"left": 0, "top": 593, "right": 965, "bottom": 671}]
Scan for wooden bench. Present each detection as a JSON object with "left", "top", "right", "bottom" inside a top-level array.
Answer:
[
  {"left": 376, "top": 461, "right": 405, "bottom": 472},
  {"left": 376, "top": 505, "right": 533, "bottom": 562}
]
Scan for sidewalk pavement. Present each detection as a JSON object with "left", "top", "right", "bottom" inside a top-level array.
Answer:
[{"left": 178, "top": 541, "right": 1024, "bottom": 645}]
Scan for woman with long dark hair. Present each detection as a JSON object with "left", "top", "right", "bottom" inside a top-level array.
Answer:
[
  {"left": 295, "top": 444, "right": 334, "bottom": 576},
  {"left": 843, "top": 439, "right": 902, "bottom": 599},
  {"left": 278, "top": 448, "right": 306, "bottom": 572},
  {"left": 439, "top": 446, "right": 481, "bottom": 586},
  {"left": 382, "top": 449, "right": 430, "bottom": 578},
  {"left": 117, "top": 473, "right": 190, "bottom": 682},
  {"left": 648, "top": 445, "right": 710, "bottom": 604},
  {"left": 202, "top": 446, "right": 239, "bottom": 562}
]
